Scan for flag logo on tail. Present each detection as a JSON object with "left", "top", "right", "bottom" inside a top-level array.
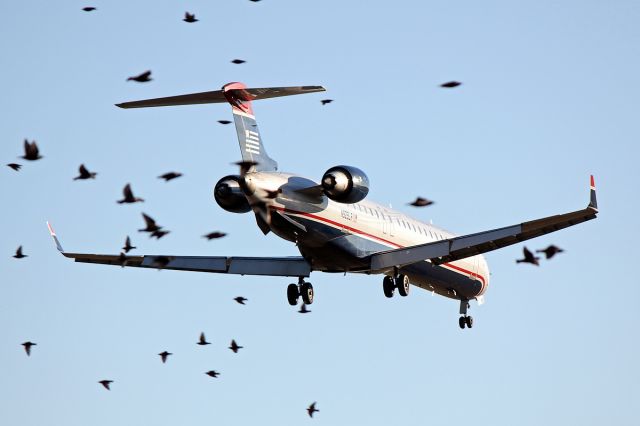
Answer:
[{"left": 245, "top": 130, "right": 261, "bottom": 155}]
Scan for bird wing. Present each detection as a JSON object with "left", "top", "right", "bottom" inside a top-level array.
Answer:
[
  {"left": 79, "top": 164, "right": 88, "bottom": 175},
  {"left": 141, "top": 213, "right": 156, "bottom": 228},
  {"left": 123, "top": 184, "right": 134, "bottom": 199}
]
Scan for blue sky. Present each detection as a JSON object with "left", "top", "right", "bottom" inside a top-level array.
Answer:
[{"left": 1, "top": 1, "right": 639, "bottom": 425}]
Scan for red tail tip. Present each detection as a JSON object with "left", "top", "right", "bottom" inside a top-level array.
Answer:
[{"left": 590, "top": 175, "right": 595, "bottom": 188}]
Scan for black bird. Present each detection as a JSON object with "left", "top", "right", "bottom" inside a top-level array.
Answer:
[
  {"left": 228, "top": 339, "right": 243, "bottom": 353},
  {"left": 320, "top": 99, "right": 333, "bottom": 105},
  {"left": 231, "top": 59, "right": 246, "bottom": 65},
  {"left": 13, "top": 246, "right": 27, "bottom": 259},
  {"left": 151, "top": 256, "right": 171, "bottom": 269},
  {"left": 98, "top": 380, "right": 113, "bottom": 390},
  {"left": 158, "top": 351, "right": 172, "bottom": 363},
  {"left": 138, "top": 213, "right": 162, "bottom": 233},
  {"left": 117, "top": 252, "right": 128, "bottom": 267},
  {"left": 183, "top": 12, "right": 198, "bottom": 23},
  {"left": 117, "top": 183, "right": 144, "bottom": 204},
  {"left": 217, "top": 120, "right": 232, "bottom": 125},
  {"left": 307, "top": 402, "right": 319, "bottom": 418},
  {"left": 298, "top": 304, "right": 311, "bottom": 314},
  {"left": 203, "top": 231, "right": 227, "bottom": 240},
  {"left": 21, "top": 341, "right": 36, "bottom": 356},
  {"left": 197, "top": 332, "right": 210, "bottom": 346},
  {"left": 234, "top": 160, "right": 259, "bottom": 175},
  {"left": 264, "top": 189, "right": 280, "bottom": 199},
  {"left": 537, "top": 245, "right": 564, "bottom": 260},
  {"left": 127, "top": 70, "right": 152, "bottom": 83},
  {"left": 409, "top": 197, "right": 435, "bottom": 207},
  {"left": 73, "top": 164, "right": 97, "bottom": 180},
  {"left": 122, "top": 236, "right": 136, "bottom": 253},
  {"left": 150, "top": 229, "right": 170, "bottom": 239},
  {"left": 234, "top": 296, "right": 248, "bottom": 305},
  {"left": 158, "top": 172, "right": 182, "bottom": 182},
  {"left": 82, "top": 7, "right": 96, "bottom": 12},
  {"left": 516, "top": 246, "right": 539, "bottom": 266},
  {"left": 7, "top": 163, "right": 21, "bottom": 171},
  {"left": 440, "top": 81, "right": 462, "bottom": 88},
  {"left": 21, "top": 139, "right": 42, "bottom": 161},
  {"left": 205, "top": 370, "right": 220, "bottom": 378}
]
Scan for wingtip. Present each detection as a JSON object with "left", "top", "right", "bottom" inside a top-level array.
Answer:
[
  {"left": 46, "top": 221, "right": 65, "bottom": 252},
  {"left": 588, "top": 174, "right": 598, "bottom": 212}
]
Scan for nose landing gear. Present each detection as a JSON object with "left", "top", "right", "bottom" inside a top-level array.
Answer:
[
  {"left": 287, "top": 277, "right": 314, "bottom": 306},
  {"left": 458, "top": 299, "right": 474, "bottom": 329}
]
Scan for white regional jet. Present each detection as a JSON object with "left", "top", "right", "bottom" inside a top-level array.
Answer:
[{"left": 48, "top": 82, "right": 599, "bottom": 329}]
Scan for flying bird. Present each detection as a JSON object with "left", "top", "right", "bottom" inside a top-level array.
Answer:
[
  {"left": 231, "top": 59, "right": 246, "bottom": 65},
  {"left": 536, "top": 245, "right": 564, "bottom": 260},
  {"left": 13, "top": 246, "right": 27, "bottom": 259},
  {"left": 82, "top": 7, "right": 96, "bottom": 12},
  {"left": 158, "top": 351, "right": 172, "bottom": 363},
  {"left": 127, "top": 70, "right": 152, "bottom": 83},
  {"left": 203, "top": 231, "right": 227, "bottom": 240},
  {"left": 98, "top": 380, "right": 113, "bottom": 390},
  {"left": 205, "top": 370, "right": 220, "bottom": 378},
  {"left": 151, "top": 256, "right": 171, "bottom": 269},
  {"left": 234, "top": 160, "right": 259, "bottom": 175},
  {"left": 409, "top": 197, "right": 435, "bottom": 207},
  {"left": 228, "top": 339, "right": 243, "bottom": 353},
  {"left": 234, "top": 296, "right": 247, "bottom": 305},
  {"left": 516, "top": 246, "right": 539, "bottom": 266},
  {"left": 21, "top": 139, "right": 42, "bottom": 161},
  {"left": 150, "top": 229, "right": 170, "bottom": 239},
  {"left": 183, "top": 12, "right": 198, "bottom": 23},
  {"left": 158, "top": 172, "right": 182, "bottom": 182},
  {"left": 440, "top": 81, "right": 462, "bottom": 88},
  {"left": 138, "top": 213, "right": 168, "bottom": 238},
  {"left": 73, "top": 164, "right": 97, "bottom": 180},
  {"left": 307, "top": 402, "right": 319, "bottom": 418},
  {"left": 117, "top": 183, "right": 144, "bottom": 204},
  {"left": 264, "top": 189, "right": 280, "bottom": 199},
  {"left": 298, "top": 303, "right": 311, "bottom": 314},
  {"left": 217, "top": 120, "right": 232, "bottom": 125},
  {"left": 320, "top": 99, "right": 333, "bottom": 105},
  {"left": 122, "top": 236, "right": 136, "bottom": 253},
  {"left": 118, "top": 252, "right": 128, "bottom": 267},
  {"left": 21, "top": 341, "right": 36, "bottom": 356},
  {"left": 197, "top": 332, "right": 210, "bottom": 346},
  {"left": 7, "top": 163, "right": 21, "bottom": 171}
]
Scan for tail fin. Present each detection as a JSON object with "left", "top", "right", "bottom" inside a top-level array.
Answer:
[{"left": 117, "top": 83, "right": 325, "bottom": 172}]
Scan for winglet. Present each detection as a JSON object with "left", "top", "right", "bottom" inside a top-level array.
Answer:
[
  {"left": 46, "top": 221, "right": 65, "bottom": 253},
  {"left": 588, "top": 175, "right": 598, "bottom": 212}
]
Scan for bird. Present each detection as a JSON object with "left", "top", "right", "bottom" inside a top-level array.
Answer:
[
  {"left": 122, "top": 236, "right": 136, "bottom": 253},
  {"left": 217, "top": 120, "right": 232, "bottom": 125},
  {"left": 202, "top": 231, "right": 227, "bottom": 240},
  {"left": 118, "top": 252, "right": 128, "bottom": 267},
  {"left": 537, "top": 245, "right": 564, "bottom": 260},
  {"left": 231, "top": 59, "right": 246, "bottom": 65},
  {"left": 127, "top": 70, "right": 152, "bottom": 83},
  {"left": 82, "top": 7, "right": 96, "bottom": 12},
  {"left": 117, "top": 183, "right": 144, "bottom": 204},
  {"left": 298, "top": 304, "right": 311, "bottom": 314},
  {"left": 228, "top": 339, "right": 243, "bottom": 353},
  {"left": 264, "top": 189, "right": 280, "bottom": 199},
  {"left": 234, "top": 296, "right": 248, "bottom": 305},
  {"left": 98, "top": 380, "right": 113, "bottom": 390},
  {"left": 158, "top": 172, "right": 182, "bottom": 182},
  {"left": 197, "top": 332, "right": 210, "bottom": 346},
  {"left": 307, "top": 402, "right": 319, "bottom": 418},
  {"left": 183, "top": 12, "right": 198, "bottom": 23},
  {"left": 516, "top": 246, "right": 539, "bottom": 266},
  {"left": 150, "top": 229, "right": 170, "bottom": 239},
  {"left": 73, "top": 164, "right": 97, "bottom": 180},
  {"left": 158, "top": 351, "right": 172, "bottom": 363},
  {"left": 21, "top": 341, "right": 36, "bottom": 356},
  {"left": 408, "top": 197, "right": 435, "bottom": 207},
  {"left": 139, "top": 213, "right": 161, "bottom": 233},
  {"left": 21, "top": 139, "right": 42, "bottom": 161},
  {"left": 13, "top": 246, "right": 27, "bottom": 259},
  {"left": 151, "top": 256, "right": 171, "bottom": 269},
  {"left": 440, "top": 81, "right": 462, "bottom": 88},
  {"left": 320, "top": 99, "right": 333, "bottom": 105},
  {"left": 234, "top": 160, "right": 259, "bottom": 175},
  {"left": 205, "top": 370, "right": 220, "bottom": 378},
  {"left": 7, "top": 163, "right": 21, "bottom": 171}
]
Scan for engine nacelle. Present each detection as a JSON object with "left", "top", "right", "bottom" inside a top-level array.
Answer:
[
  {"left": 321, "top": 165, "right": 370, "bottom": 203},
  {"left": 214, "top": 175, "right": 251, "bottom": 213}
]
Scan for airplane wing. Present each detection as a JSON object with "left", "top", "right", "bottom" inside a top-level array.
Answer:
[
  {"left": 369, "top": 176, "right": 598, "bottom": 271},
  {"left": 46, "top": 223, "right": 311, "bottom": 277}
]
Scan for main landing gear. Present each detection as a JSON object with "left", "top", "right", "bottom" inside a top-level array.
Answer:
[
  {"left": 458, "top": 299, "right": 473, "bottom": 329},
  {"left": 382, "top": 273, "right": 410, "bottom": 298},
  {"left": 287, "top": 277, "right": 314, "bottom": 305}
]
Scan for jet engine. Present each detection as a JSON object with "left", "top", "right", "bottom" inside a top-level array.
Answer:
[
  {"left": 321, "top": 165, "right": 370, "bottom": 203},
  {"left": 214, "top": 175, "right": 251, "bottom": 213}
]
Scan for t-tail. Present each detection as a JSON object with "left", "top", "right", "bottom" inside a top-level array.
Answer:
[{"left": 116, "top": 82, "right": 326, "bottom": 172}]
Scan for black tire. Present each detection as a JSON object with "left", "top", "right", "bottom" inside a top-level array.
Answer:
[
  {"left": 301, "top": 282, "right": 314, "bottom": 305},
  {"left": 465, "top": 316, "right": 473, "bottom": 329},
  {"left": 459, "top": 317, "right": 466, "bottom": 329},
  {"left": 396, "top": 274, "right": 410, "bottom": 297},
  {"left": 287, "top": 283, "right": 299, "bottom": 306},
  {"left": 383, "top": 276, "right": 395, "bottom": 298}
]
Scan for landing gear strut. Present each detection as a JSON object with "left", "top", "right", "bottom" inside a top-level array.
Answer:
[
  {"left": 458, "top": 299, "right": 474, "bottom": 329},
  {"left": 382, "top": 272, "right": 410, "bottom": 298},
  {"left": 287, "top": 278, "right": 313, "bottom": 306}
]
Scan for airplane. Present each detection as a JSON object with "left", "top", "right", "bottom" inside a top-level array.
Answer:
[{"left": 47, "top": 82, "right": 599, "bottom": 329}]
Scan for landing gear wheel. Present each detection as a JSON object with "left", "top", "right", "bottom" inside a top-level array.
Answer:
[
  {"left": 287, "top": 283, "right": 299, "bottom": 306},
  {"left": 396, "top": 274, "right": 410, "bottom": 297},
  {"left": 383, "top": 276, "right": 395, "bottom": 298},
  {"left": 300, "top": 282, "right": 314, "bottom": 305},
  {"left": 459, "top": 317, "right": 466, "bottom": 329},
  {"left": 465, "top": 316, "right": 473, "bottom": 328}
]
